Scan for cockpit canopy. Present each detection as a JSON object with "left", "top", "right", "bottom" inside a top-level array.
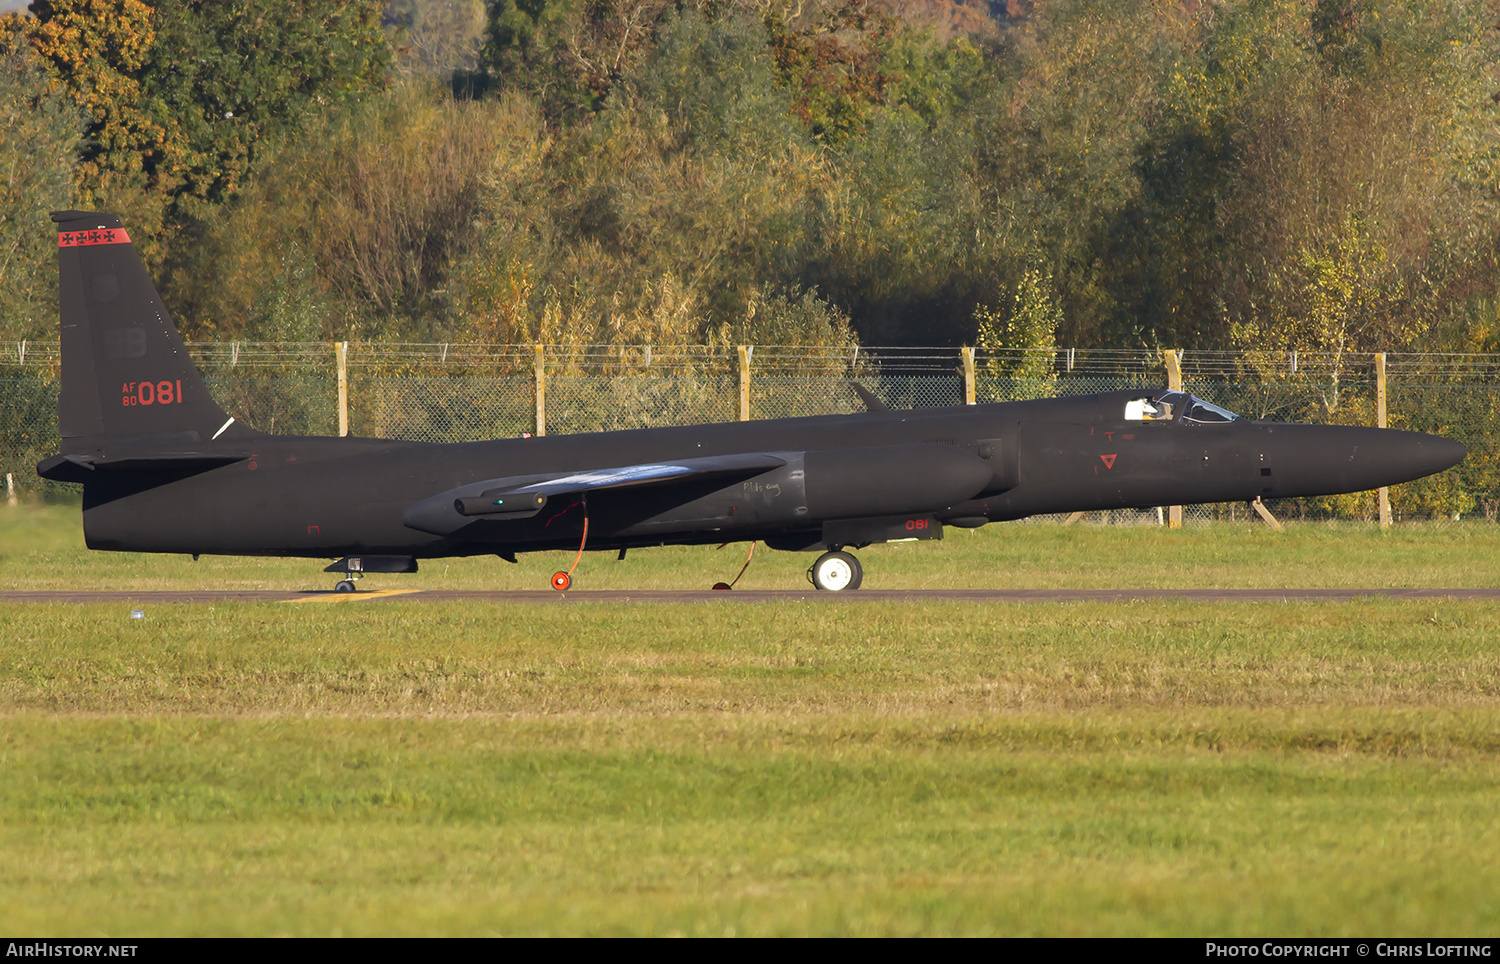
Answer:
[{"left": 1123, "top": 390, "right": 1238, "bottom": 424}]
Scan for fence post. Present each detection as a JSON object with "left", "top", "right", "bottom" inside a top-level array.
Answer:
[
  {"left": 738, "top": 345, "right": 752, "bottom": 421},
  {"left": 1164, "top": 349, "right": 1183, "bottom": 528},
  {"left": 335, "top": 341, "right": 349, "bottom": 437},
  {"left": 961, "top": 346, "right": 976, "bottom": 405},
  {"left": 1376, "top": 352, "right": 1391, "bottom": 528},
  {"left": 534, "top": 344, "right": 547, "bottom": 437},
  {"left": 5, "top": 472, "right": 15, "bottom": 507}
]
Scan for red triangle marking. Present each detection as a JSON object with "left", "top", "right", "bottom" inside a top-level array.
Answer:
[{"left": 1100, "top": 454, "right": 1117, "bottom": 469}]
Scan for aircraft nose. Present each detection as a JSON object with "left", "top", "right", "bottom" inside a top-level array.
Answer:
[
  {"left": 1359, "top": 429, "right": 1466, "bottom": 484},
  {"left": 1412, "top": 434, "right": 1468, "bottom": 477},
  {"left": 1264, "top": 425, "right": 1466, "bottom": 497},
  {"left": 1343, "top": 427, "right": 1466, "bottom": 488}
]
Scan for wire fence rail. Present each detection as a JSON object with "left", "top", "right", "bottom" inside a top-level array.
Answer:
[
  {"left": 4, "top": 342, "right": 1498, "bottom": 524},
  {"left": 18, "top": 340, "right": 1500, "bottom": 374}
]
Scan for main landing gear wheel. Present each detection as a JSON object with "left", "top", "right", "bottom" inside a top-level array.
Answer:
[
  {"left": 551, "top": 571, "right": 572, "bottom": 592},
  {"left": 334, "top": 580, "right": 357, "bottom": 593},
  {"left": 809, "top": 550, "right": 862, "bottom": 592}
]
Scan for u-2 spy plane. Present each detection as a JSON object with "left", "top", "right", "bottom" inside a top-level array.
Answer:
[{"left": 39, "top": 211, "right": 1466, "bottom": 592}]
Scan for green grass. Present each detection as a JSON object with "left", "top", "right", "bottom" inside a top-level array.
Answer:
[
  {"left": 5, "top": 500, "right": 1500, "bottom": 591},
  {"left": 3, "top": 504, "right": 1500, "bottom": 935},
  {"left": 5, "top": 712, "right": 1500, "bottom": 936},
  {"left": 3, "top": 600, "right": 1499, "bottom": 714}
]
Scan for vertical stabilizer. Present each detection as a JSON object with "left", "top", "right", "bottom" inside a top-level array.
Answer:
[{"left": 52, "top": 211, "right": 257, "bottom": 452}]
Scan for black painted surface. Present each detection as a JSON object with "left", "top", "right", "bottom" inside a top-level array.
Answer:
[{"left": 41, "top": 212, "right": 1467, "bottom": 583}]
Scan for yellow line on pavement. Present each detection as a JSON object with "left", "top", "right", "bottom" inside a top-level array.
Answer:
[{"left": 283, "top": 589, "right": 423, "bottom": 604}]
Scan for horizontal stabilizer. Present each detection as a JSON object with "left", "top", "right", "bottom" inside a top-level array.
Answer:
[
  {"left": 403, "top": 452, "right": 787, "bottom": 535},
  {"left": 37, "top": 451, "right": 248, "bottom": 483}
]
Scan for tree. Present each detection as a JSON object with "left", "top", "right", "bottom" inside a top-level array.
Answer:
[
  {"left": 173, "top": 80, "right": 530, "bottom": 340},
  {"left": 22, "top": 0, "right": 390, "bottom": 261},
  {"left": 762, "top": 0, "right": 898, "bottom": 147},
  {"left": 974, "top": 267, "right": 1059, "bottom": 399},
  {"left": 388, "top": 0, "right": 488, "bottom": 83},
  {"left": 481, "top": 0, "right": 678, "bottom": 122},
  {"left": 1237, "top": 212, "right": 1413, "bottom": 413},
  {"left": 458, "top": 10, "right": 838, "bottom": 346},
  {"left": 0, "top": 26, "right": 80, "bottom": 340}
]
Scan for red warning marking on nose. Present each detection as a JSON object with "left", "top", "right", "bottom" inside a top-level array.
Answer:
[{"left": 1100, "top": 454, "right": 1117, "bottom": 469}]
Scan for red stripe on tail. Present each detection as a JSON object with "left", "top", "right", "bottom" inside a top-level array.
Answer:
[{"left": 58, "top": 229, "right": 131, "bottom": 248}]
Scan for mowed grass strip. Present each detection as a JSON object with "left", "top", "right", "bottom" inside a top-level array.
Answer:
[
  {"left": 2, "top": 598, "right": 1500, "bottom": 934},
  {"left": 2, "top": 600, "right": 1498, "bottom": 713},
  {"left": 3, "top": 714, "right": 1500, "bottom": 935},
  {"left": 6, "top": 506, "right": 1500, "bottom": 935}
]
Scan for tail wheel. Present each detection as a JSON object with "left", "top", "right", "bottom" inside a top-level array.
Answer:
[
  {"left": 333, "top": 580, "right": 357, "bottom": 593},
  {"left": 809, "top": 550, "right": 862, "bottom": 592},
  {"left": 550, "top": 571, "right": 572, "bottom": 592}
]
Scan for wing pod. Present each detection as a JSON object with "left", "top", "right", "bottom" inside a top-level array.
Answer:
[
  {"left": 455, "top": 491, "right": 548, "bottom": 517},
  {"left": 403, "top": 452, "right": 788, "bottom": 535}
]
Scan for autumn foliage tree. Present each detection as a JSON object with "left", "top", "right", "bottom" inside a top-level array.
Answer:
[
  {"left": 0, "top": 29, "right": 79, "bottom": 340},
  {"left": 482, "top": 0, "right": 680, "bottom": 121},
  {"left": 19, "top": 0, "right": 389, "bottom": 266},
  {"left": 8, "top": 0, "right": 1500, "bottom": 358},
  {"left": 762, "top": 0, "right": 897, "bottom": 146}
]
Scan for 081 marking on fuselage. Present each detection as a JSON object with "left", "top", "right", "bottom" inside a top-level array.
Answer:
[{"left": 37, "top": 211, "right": 1467, "bottom": 592}]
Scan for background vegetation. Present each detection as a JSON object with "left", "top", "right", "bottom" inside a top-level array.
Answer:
[{"left": 3, "top": 0, "right": 1499, "bottom": 357}]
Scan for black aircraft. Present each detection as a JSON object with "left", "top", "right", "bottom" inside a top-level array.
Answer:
[{"left": 39, "top": 211, "right": 1467, "bottom": 592}]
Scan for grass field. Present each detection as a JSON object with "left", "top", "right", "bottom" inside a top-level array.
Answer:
[
  {"left": 7, "top": 501, "right": 1500, "bottom": 592},
  {"left": 3, "top": 503, "right": 1499, "bottom": 935}
]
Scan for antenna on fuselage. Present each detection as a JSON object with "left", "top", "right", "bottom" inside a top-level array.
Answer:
[{"left": 850, "top": 382, "right": 888, "bottom": 413}]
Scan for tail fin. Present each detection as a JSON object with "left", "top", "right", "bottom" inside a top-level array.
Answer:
[{"left": 53, "top": 210, "right": 259, "bottom": 451}]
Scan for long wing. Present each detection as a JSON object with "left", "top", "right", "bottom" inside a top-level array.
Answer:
[
  {"left": 511, "top": 461, "right": 736, "bottom": 494},
  {"left": 402, "top": 452, "right": 787, "bottom": 535}
]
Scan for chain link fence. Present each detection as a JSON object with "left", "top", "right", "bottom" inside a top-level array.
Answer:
[{"left": 5, "top": 342, "right": 1497, "bottom": 524}]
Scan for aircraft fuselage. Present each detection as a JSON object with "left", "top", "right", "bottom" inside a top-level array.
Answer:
[
  {"left": 75, "top": 389, "right": 1463, "bottom": 559},
  {"left": 41, "top": 210, "right": 1467, "bottom": 590}
]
